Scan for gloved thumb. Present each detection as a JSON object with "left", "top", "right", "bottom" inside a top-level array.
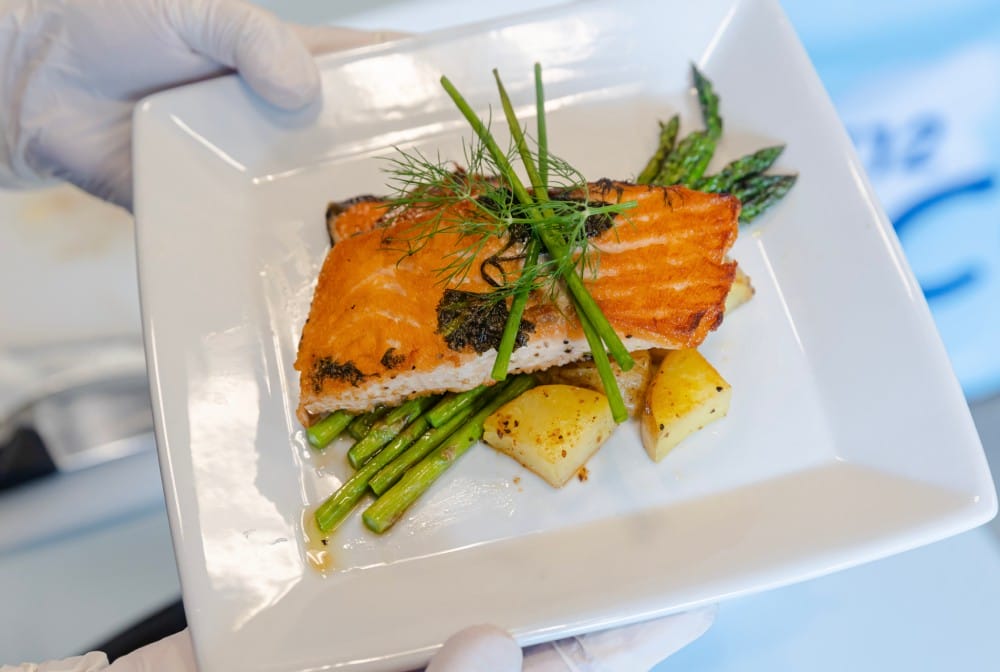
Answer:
[{"left": 426, "top": 624, "right": 523, "bottom": 672}]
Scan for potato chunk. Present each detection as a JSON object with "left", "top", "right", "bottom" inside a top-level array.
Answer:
[
  {"left": 537, "top": 350, "right": 653, "bottom": 417},
  {"left": 483, "top": 384, "right": 615, "bottom": 487},
  {"left": 640, "top": 349, "right": 731, "bottom": 462},
  {"left": 724, "top": 266, "right": 755, "bottom": 313}
]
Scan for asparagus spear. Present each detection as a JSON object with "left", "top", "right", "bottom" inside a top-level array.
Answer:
[
  {"left": 736, "top": 174, "right": 798, "bottom": 223},
  {"left": 730, "top": 174, "right": 788, "bottom": 203},
  {"left": 368, "top": 385, "right": 501, "bottom": 495},
  {"left": 363, "top": 375, "right": 536, "bottom": 534},
  {"left": 347, "top": 395, "right": 439, "bottom": 468},
  {"left": 347, "top": 406, "right": 389, "bottom": 440},
  {"left": 695, "top": 145, "right": 785, "bottom": 193},
  {"left": 426, "top": 385, "right": 491, "bottom": 428},
  {"left": 692, "top": 64, "right": 722, "bottom": 141},
  {"left": 654, "top": 130, "right": 716, "bottom": 187},
  {"left": 636, "top": 115, "right": 680, "bottom": 185},
  {"left": 315, "top": 386, "right": 502, "bottom": 532},
  {"left": 314, "top": 414, "right": 432, "bottom": 533},
  {"left": 306, "top": 410, "right": 354, "bottom": 450}
]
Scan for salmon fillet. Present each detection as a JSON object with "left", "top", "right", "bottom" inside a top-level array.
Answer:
[{"left": 296, "top": 181, "right": 739, "bottom": 423}]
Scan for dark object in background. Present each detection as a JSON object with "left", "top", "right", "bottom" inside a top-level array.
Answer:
[
  {"left": 0, "top": 428, "right": 57, "bottom": 490},
  {"left": 87, "top": 599, "right": 187, "bottom": 662},
  {"left": 0, "top": 366, "right": 154, "bottom": 492}
]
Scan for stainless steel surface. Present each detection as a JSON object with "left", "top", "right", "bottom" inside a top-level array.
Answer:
[{"left": 0, "top": 340, "right": 153, "bottom": 474}]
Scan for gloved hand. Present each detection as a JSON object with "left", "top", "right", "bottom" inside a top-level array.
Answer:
[
  {"left": 0, "top": 608, "right": 715, "bottom": 671},
  {"left": 0, "top": 0, "right": 399, "bottom": 209},
  {"left": 428, "top": 608, "right": 717, "bottom": 672}
]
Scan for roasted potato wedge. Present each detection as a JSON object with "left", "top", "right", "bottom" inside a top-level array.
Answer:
[
  {"left": 483, "top": 384, "right": 615, "bottom": 487},
  {"left": 724, "top": 265, "right": 755, "bottom": 313},
  {"left": 640, "top": 349, "right": 731, "bottom": 462},
  {"left": 538, "top": 350, "right": 653, "bottom": 417}
]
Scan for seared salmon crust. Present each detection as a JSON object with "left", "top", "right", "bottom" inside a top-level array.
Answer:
[{"left": 296, "top": 181, "right": 739, "bottom": 424}]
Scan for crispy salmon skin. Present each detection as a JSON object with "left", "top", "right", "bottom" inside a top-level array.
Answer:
[{"left": 296, "top": 182, "right": 739, "bottom": 423}]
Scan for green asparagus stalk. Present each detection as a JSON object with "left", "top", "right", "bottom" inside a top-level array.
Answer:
[
  {"left": 314, "top": 414, "right": 432, "bottom": 533},
  {"left": 363, "top": 375, "right": 536, "bottom": 534},
  {"left": 638, "top": 66, "right": 795, "bottom": 223},
  {"left": 736, "top": 174, "right": 798, "bottom": 223},
  {"left": 347, "top": 406, "right": 389, "bottom": 440},
  {"left": 695, "top": 145, "right": 785, "bottom": 193},
  {"left": 654, "top": 130, "right": 716, "bottom": 187},
  {"left": 306, "top": 410, "right": 354, "bottom": 450},
  {"left": 426, "top": 385, "right": 491, "bottom": 428},
  {"left": 692, "top": 64, "right": 722, "bottom": 141},
  {"left": 636, "top": 115, "right": 680, "bottom": 185},
  {"left": 730, "top": 174, "right": 786, "bottom": 202},
  {"left": 347, "top": 395, "right": 439, "bottom": 468},
  {"left": 369, "top": 385, "right": 501, "bottom": 495}
]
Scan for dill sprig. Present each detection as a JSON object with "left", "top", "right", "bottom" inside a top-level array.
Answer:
[
  {"left": 381, "top": 139, "right": 629, "bottom": 299},
  {"left": 379, "top": 64, "right": 637, "bottom": 422}
]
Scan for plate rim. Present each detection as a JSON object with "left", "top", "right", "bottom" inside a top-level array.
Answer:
[{"left": 133, "top": 0, "right": 998, "bottom": 669}]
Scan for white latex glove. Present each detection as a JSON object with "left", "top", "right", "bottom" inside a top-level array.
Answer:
[
  {"left": 0, "top": 630, "right": 195, "bottom": 671},
  {"left": 0, "top": 608, "right": 715, "bottom": 672},
  {"left": 0, "top": 0, "right": 399, "bottom": 209},
  {"left": 428, "top": 608, "right": 717, "bottom": 672}
]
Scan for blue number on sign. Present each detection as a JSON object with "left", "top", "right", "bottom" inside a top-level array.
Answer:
[
  {"left": 891, "top": 175, "right": 995, "bottom": 300},
  {"left": 850, "top": 113, "right": 995, "bottom": 301}
]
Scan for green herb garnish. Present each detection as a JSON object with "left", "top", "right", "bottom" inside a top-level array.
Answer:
[{"left": 379, "top": 64, "right": 635, "bottom": 422}]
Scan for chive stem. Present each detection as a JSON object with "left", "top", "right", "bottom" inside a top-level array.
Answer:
[
  {"left": 535, "top": 63, "right": 549, "bottom": 187},
  {"left": 439, "top": 75, "right": 633, "bottom": 373},
  {"left": 578, "top": 305, "right": 628, "bottom": 423},
  {"left": 491, "top": 236, "right": 541, "bottom": 380}
]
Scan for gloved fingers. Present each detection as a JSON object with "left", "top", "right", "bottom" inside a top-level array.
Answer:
[
  {"left": 106, "top": 629, "right": 196, "bottom": 672},
  {"left": 425, "top": 624, "right": 522, "bottom": 672},
  {"left": 522, "top": 606, "right": 717, "bottom": 672},
  {"left": 0, "top": 651, "right": 108, "bottom": 672},
  {"left": 292, "top": 24, "right": 410, "bottom": 55},
  {"left": 30, "top": 110, "right": 134, "bottom": 210},
  {"left": 167, "top": 0, "right": 320, "bottom": 110}
]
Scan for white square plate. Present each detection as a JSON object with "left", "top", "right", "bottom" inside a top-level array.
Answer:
[{"left": 133, "top": 0, "right": 997, "bottom": 670}]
